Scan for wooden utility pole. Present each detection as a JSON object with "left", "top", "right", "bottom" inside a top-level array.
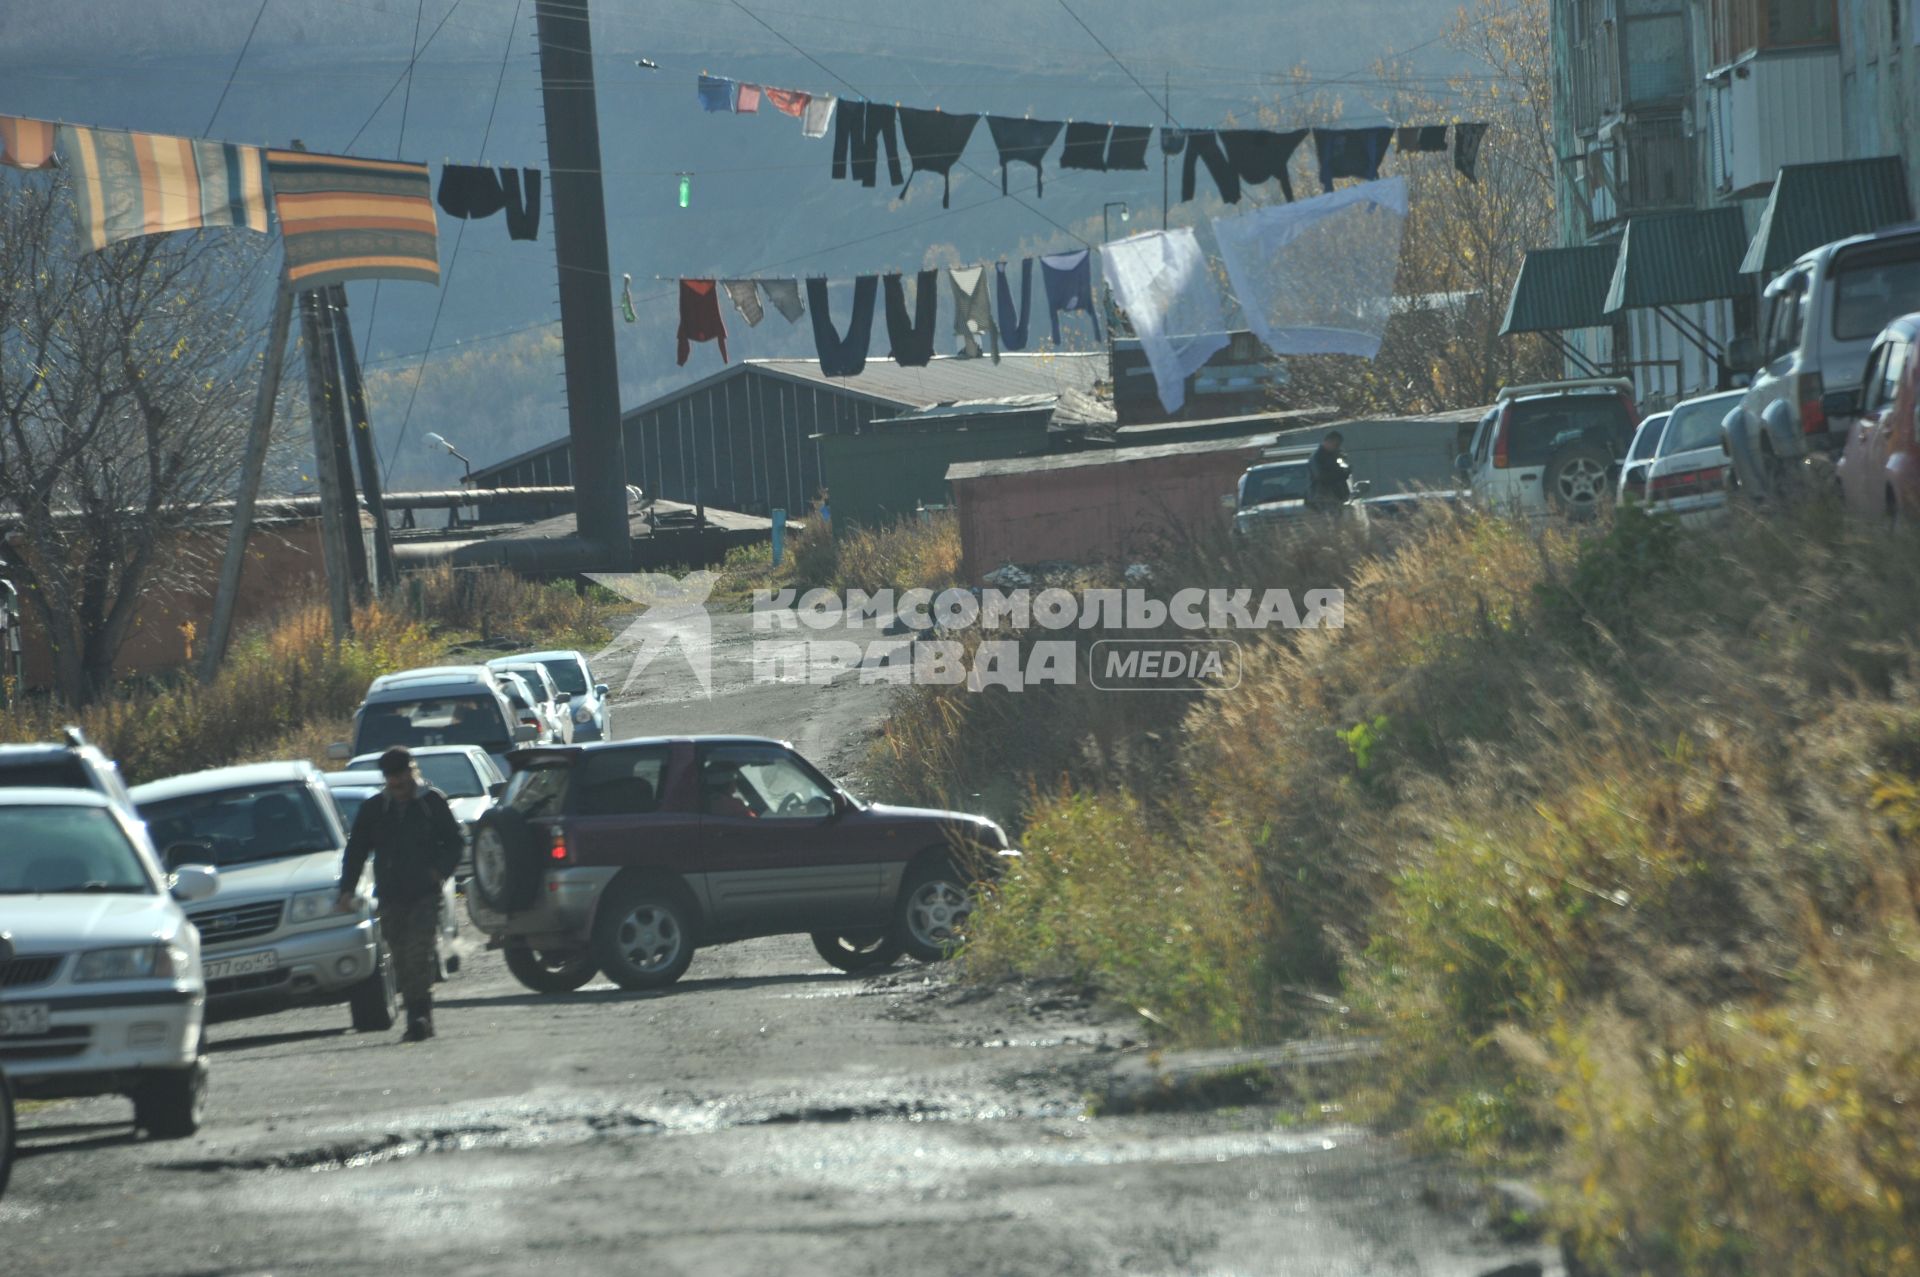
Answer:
[
  {"left": 298, "top": 288, "right": 355, "bottom": 641},
  {"left": 313, "top": 290, "right": 371, "bottom": 602},
  {"left": 202, "top": 277, "right": 296, "bottom": 680},
  {"left": 329, "top": 285, "right": 396, "bottom": 592}
]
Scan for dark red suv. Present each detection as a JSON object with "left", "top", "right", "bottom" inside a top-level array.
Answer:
[{"left": 467, "top": 737, "right": 1016, "bottom": 993}]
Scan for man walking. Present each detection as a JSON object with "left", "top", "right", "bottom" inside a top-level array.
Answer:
[
  {"left": 336, "top": 747, "right": 463, "bottom": 1042},
  {"left": 1307, "top": 430, "right": 1352, "bottom": 513}
]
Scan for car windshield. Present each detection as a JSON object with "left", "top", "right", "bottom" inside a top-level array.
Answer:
[
  {"left": 331, "top": 790, "right": 374, "bottom": 829},
  {"left": 415, "top": 754, "right": 486, "bottom": 798},
  {"left": 1628, "top": 416, "right": 1668, "bottom": 462},
  {"left": 504, "top": 764, "right": 570, "bottom": 817},
  {"left": 500, "top": 667, "right": 549, "bottom": 700},
  {"left": 354, "top": 694, "right": 511, "bottom": 754},
  {"left": 139, "top": 782, "right": 338, "bottom": 867},
  {"left": 1504, "top": 395, "right": 1633, "bottom": 466},
  {"left": 0, "top": 805, "right": 153, "bottom": 894},
  {"left": 1662, "top": 396, "right": 1741, "bottom": 455},
  {"left": 1832, "top": 246, "right": 1920, "bottom": 341},
  {"left": 1240, "top": 465, "right": 1311, "bottom": 507},
  {"left": 538, "top": 657, "right": 589, "bottom": 697}
]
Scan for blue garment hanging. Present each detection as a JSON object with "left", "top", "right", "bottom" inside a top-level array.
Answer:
[
  {"left": 995, "top": 259, "right": 1035, "bottom": 351},
  {"left": 1041, "top": 249, "right": 1101, "bottom": 345},
  {"left": 698, "top": 75, "right": 737, "bottom": 113},
  {"left": 808, "top": 276, "right": 878, "bottom": 377}
]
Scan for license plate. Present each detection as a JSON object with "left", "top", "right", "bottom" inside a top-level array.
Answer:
[
  {"left": 203, "top": 951, "right": 279, "bottom": 982},
  {"left": 0, "top": 1002, "right": 50, "bottom": 1037}
]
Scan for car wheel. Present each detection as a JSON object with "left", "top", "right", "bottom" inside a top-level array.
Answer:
[
  {"left": 470, "top": 810, "right": 543, "bottom": 913},
  {"left": 504, "top": 946, "right": 599, "bottom": 994},
  {"left": 893, "top": 863, "right": 976, "bottom": 964},
  {"left": 0, "top": 1068, "right": 14, "bottom": 1198},
  {"left": 133, "top": 1054, "right": 207, "bottom": 1140},
  {"left": 1544, "top": 445, "right": 1612, "bottom": 519},
  {"left": 349, "top": 937, "right": 399, "bottom": 1032},
  {"left": 591, "top": 879, "right": 696, "bottom": 990},
  {"left": 812, "top": 930, "right": 903, "bottom": 973}
]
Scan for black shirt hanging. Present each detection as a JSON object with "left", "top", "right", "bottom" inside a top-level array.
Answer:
[
  {"left": 896, "top": 108, "right": 980, "bottom": 208},
  {"left": 986, "top": 115, "right": 1064, "bottom": 196}
]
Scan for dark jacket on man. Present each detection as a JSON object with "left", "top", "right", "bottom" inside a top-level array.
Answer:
[
  {"left": 1308, "top": 446, "right": 1351, "bottom": 505},
  {"left": 339, "top": 786, "right": 463, "bottom": 903}
]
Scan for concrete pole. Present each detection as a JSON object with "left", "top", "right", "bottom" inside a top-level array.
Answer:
[
  {"left": 298, "top": 289, "right": 355, "bottom": 642},
  {"left": 329, "top": 285, "right": 397, "bottom": 593},
  {"left": 313, "top": 291, "right": 371, "bottom": 602}
]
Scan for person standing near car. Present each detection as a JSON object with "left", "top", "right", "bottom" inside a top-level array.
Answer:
[
  {"left": 336, "top": 747, "right": 463, "bottom": 1042},
  {"left": 1307, "top": 430, "right": 1352, "bottom": 512}
]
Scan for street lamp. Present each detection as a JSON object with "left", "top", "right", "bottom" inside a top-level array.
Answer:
[
  {"left": 424, "top": 432, "right": 474, "bottom": 529},
  {"left": 1102, "top": 201, "right": 1130, "bottom": 244}
]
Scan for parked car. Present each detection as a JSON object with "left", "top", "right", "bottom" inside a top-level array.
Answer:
[
  {"left": 131, "top": 762, "right": 400, "bottom": 1031},
  {"left": 345, "top": 745, "right": 505, "bottom": 882},
  {"left": 1725, "top": 226, "right": 1920, "bottom": 498},
  {"left": 1230, "top": 459, "right": 1373, "bottom": 536},
  {"left": 488, "top": 661, "right": 574, "bottom": 744},
  {"left": 489, "top": 652, "right": 610, "bottom": 742},
  {"left": 0, "top": 727, "right": 139, "bottom": 818},
  {"left": 1617, "top": 411, "right": 1671, "bottom": 506},
  {"left": 467, "top": 737, "right": 1016, "bottom": 993},
  {"left": 333, "top": 666, "right": 537, "bottom": 775},
  {"left": 1838, "top": 312, "right": 1920, "bottom": 524},
  {"left": 496, "top": 671, "right": 564, "bottom": 745},
  {"left": 1643, "top": 389, "right": 1744, "bottom": 526},
  {"left": 0, "top": 789, "right": 216, "bottom": 1138},
  {"left": 1458, "top": 378, "right": 1640, "bottom": 519},
  {"left": 320, "top": 769, "right": 388, "bottom": 829},
  {"left": 319, "top": 772, "right": 463, "bottom": 979}
]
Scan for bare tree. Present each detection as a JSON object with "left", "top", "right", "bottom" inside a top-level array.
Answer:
[{"left": 0, "top": 170, "right": 268, "bottom": 704}]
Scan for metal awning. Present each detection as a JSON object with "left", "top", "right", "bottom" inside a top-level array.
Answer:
[
  {"left": 1501, "top": 243, "right": 1620, "bottom": 335},
  {"left": 1604, "top": 208, "right": 1750, "bottom": 311},
  {"left": 1741, "top": 156, "right": 1913, "bottom": 275}
]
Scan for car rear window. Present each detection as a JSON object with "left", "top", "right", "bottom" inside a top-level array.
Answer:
[
  {"left": 413, "top": 754, "right": 485, "bottom": 798},
  {"left": 1627, "top": 415, "right": 1668, "bottom": 462},
  {"left": 1832, "top": 244, "right": 1920, "bottom": 342},
  {"left": 1240, "top": 465, "right": 1312, "bottom": 508},
  {"left": 1662, "top": 396, "right": 1741, "bottom": 455},
  {"left": 0, "top": 758, "right": 90, "bottom": 790},
  {"left": 354, "top": 693, "right": 512, "bottom": 755},
  {"left": 1503, "top": 396, "right": 1633, "bottom": 466},
  {"left": 503, "top": 764, "right": 571, "bottom": 818}
]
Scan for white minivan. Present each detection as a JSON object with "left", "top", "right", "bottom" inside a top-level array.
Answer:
[{"left": 0, "top": 788, "right": 217, "bottom": 1138}]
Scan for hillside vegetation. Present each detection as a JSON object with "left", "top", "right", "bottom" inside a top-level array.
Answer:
[{"left": 887, "top": 502, "right": 1920, "bottom": 1274}]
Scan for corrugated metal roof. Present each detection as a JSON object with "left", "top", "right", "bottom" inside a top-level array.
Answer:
[
  {"left": 1605, "top": 207, "right": 1751, "bottom": 311},
  {"left": 1741, "top": 156, "right": 1914, "bottom": 275},
  {"left": 747, "top": 352, "right": 1108, "bottom": 407},
  {"left": 1501, "top": 243, "right": 1620, "bottom": 334}
]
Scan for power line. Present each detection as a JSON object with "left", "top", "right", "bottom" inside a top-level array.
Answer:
[
  {"left": 342, "top": 0, "right": 468, "bottom": 154},
  {"left": 203, "top": 0, "right": 273, "bottom": 135},
  {"left": 355, "top": 0, "right": 432, "bottom": 366},
  {"left": 1053, "top": 0, "right": 1177, "bottom": 127}
]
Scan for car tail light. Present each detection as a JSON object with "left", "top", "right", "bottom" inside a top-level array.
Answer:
[
  {"left": 1492, "top": 404, "right": 1512, "bottom": 469},
  {"left": 1649, "top": 465, "right": 1726, "bottom": 499},
  {"left": 1798, "top": 371, "right": 1827, "bottom": 434},
  {"left": 548, "top": 828, "right": 570, "bottom": 864}
]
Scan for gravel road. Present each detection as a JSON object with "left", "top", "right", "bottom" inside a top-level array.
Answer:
[{"left": 1, "top": 606, "right": 1558, "bottom": 1276}]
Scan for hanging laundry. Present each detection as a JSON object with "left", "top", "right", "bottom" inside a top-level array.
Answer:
[
  {"left": 758, "top": 278, "right": 806, "bottom": 323},
  {"left": 0, "top": 116, "right": 57, "bottom": 169},
  {"left": 948, "top": 265, "right": 1000, "bottom": 363},
  {"left": 722, "top": 279, "right": 765, "bottom": 327},
  {"left": 1312, "top": 127, "right": 1394, "bottom": 193},
  {"left": 61, "top": 126, "right": 271, "bottom": 253},
  {"left": 1041, "top": 249, "right": 1101, "bottom": 345},
  {"left": 801, "top": 94, "right": 837, "bottom": 139},
  {"left": 267, "top": 149, "right": 438, "bottom": 287},
  {"left": 995, "top": 259, "right": 1035, "bottom": 352},
  {"left": 1211, "top": 176, "right": 1408, "bottom": 362},
  {"left": 1058, "top": 121, "right": 1111, "bottom": 172},
  {"left": 1222, "top": 129, "right": 1306, "bottom": 202},
  {"left": 438, "top": 165, "right": 508, "bottom": 219},
  {"left": 896, "top": 107, "right": 979, "bottom": 208},
  {"left": 883, "top": 270, "right": 939, "bottom": 368},
  {"left": 831, "top": 101, "right": 903, "bottom": 188},
  {"left": 621, "top": 274, "right": 637, "bottom": 324},
  {"left": 698, "top": 74, "right": 737, "bottom": 112},
  {"left": 808, "top": 275, "right": 878, "bottom": 377},
  {"left": 1105, "top": 124, "right": 1152, "bottom": 171},
  {"left": 735, "top": 83, "right": 763, "bottom": 113},
  {"left": 677, "top": 279, "right": 729, "bottom": 366},
  {"left": 1098, "top": 228, "right": 1229, "bottom": 416},
  {"left": 500, "top": 169, "right": 541, "bottom": 241},
  {"left": 985, "top": 115, "right": 1064, "bottom": 196},
  {"left": 1453, "top": 122, "right": 1489, "bottom": 181},
  {"left": 1180, "top": 130, "right": 1239, "bottom": 204},
  {"left": 763, "top": 87, "right": 811, "bottom": 118},
  {"left": 1397, "top": 125, "right": 1449, "bottom": 152}
]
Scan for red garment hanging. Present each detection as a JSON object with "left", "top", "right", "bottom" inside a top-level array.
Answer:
[
  {"left": 677, "top": 279, "right": 729, "bottom": 365},
  {"left": 763, "top": 88, "right": 811, "bottom": 118}
]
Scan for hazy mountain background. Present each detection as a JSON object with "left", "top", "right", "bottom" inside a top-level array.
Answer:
[{"left": 2, "top": 0, "right": 1473, "bottom": 490}]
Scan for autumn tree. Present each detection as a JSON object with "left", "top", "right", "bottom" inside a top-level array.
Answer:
[{"left": 0, "top": 170, "right": 267, "bottom": 704}]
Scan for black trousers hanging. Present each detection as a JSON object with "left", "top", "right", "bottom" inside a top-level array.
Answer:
[
  {"left": 883, "top": 270, "right": 938, "bottom": 368},
  {"left": 808, "top": 275, "right": 878, "bottom": 377}
]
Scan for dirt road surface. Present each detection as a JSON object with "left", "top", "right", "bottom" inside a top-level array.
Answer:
[{"left": 2, "top": 608, "right": 1558, "bottom": 1275}]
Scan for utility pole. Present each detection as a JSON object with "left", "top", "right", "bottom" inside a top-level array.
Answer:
[
  {"left": 534, "top": 0, "right": 632, "bottom": 566},
  {"left": 312, "top": 291, "right": 371, "bottom": 602},
  {"left": 298, "top": 288, "right": 356, "bottom": 641},
  {"left": 1162, "top": 72, "right": 1170, "bottom": 230},
  {"left": 203, "top": 277, "right": 295, "bottom": 680},
  {"left": 329, "top": 284, "right": 397, "bottom": 592}
]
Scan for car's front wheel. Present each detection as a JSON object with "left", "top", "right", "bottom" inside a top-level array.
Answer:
[
  {"left": 592, "top": 879, "right": 696, "bottom": 990},
  {"left": 504, "top": 946, "right": 599, "bottom": 994},
  {"left": 812, "top": 930, "right": 902, "bottom": 973},
  {"left": 349, "top": 938, "right": 399, "bottom": 1031},
  {"left": 893, "top": 864, "right": 976, "bottom": 963},
  {"left": 133, "top": 1055, "right": 207, "bottom": 1140}
]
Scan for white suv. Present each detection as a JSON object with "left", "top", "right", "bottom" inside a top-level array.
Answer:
[
  {"left": 1456, "top": 378, "right": 1642, "bottom": 518},
  {"left": 0, "top": 788, "right": 217, "bottom": 1138},
  {"left": 1726, "top": 226, "right": 1920, "bottom": 496}
]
